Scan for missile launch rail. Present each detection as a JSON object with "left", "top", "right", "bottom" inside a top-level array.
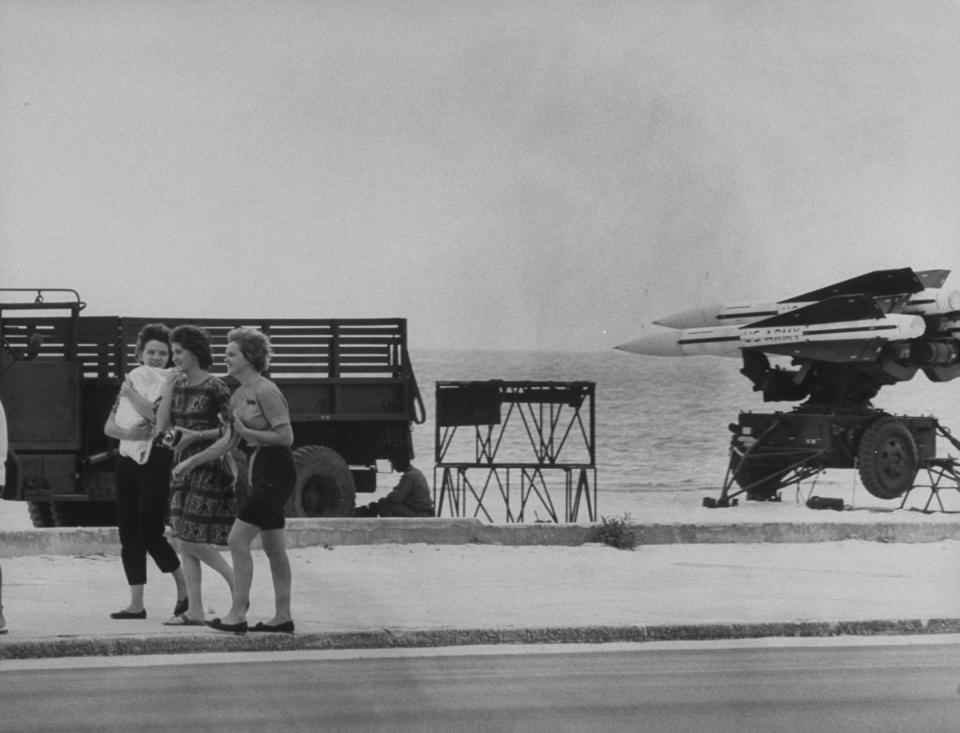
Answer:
[{"left": 0, "top": 289, "right": 426, "bottom": 527}]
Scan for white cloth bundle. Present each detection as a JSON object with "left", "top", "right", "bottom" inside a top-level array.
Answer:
[{"left": 116, "top": 365, "right": 171, "bottom": 464}]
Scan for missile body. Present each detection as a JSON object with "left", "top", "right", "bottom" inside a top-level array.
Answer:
[
  {"left": 654, "top": 301, "right": 806, "bottom": 329},
  {"left": 901, "top": 288, "right": 960, "bottom": 317},
  {"left": 616, "top": 312, "right": 927, "bottom": 362},
  {"left": 655, "top": 288, "right": 960, "bottom": 329}
]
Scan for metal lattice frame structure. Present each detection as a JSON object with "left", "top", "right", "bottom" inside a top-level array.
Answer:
[
  {"left": 433, "top": 381, "right": 596, "bottom": 523},
  {"left": 898, "top": 423, "right": 960, "bottom": 512}
]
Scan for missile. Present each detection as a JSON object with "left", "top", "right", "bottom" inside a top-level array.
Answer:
[
  {"left": 654, "top": 301, "right": 803, "bottom": 329},
  {"left": 616, "top": 295, "right": 927, "bottom": 363},
  {"left": 653, "top": 268, "right": 959, "bottom": 329},
  {"left": 901, "top": 288, "right": 960, "bottom": 317}
]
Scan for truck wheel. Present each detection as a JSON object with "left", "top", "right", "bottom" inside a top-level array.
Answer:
[
  {"left": 51, "top": 501, "right": 117, "bottom": 527},
  {"left": 27, "top": 501, "right": 55, "bottom": 528},
  {"left": 289, "top": 446, "right": 356, "bottom": 517},
  {"left": 857, "top": 417, "right": 919, "bottom": 499},
  {"left": 82, "top": 501, "right": 118, "bottom": 527},
  {"left": 51, "top": 502, "right": 83, "bottom": 527},
  {"left": 50, "top": 501, "right": 117, "bottom": 527}
]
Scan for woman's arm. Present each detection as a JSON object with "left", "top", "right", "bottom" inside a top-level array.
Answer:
[
  {"left": 171, "top": 428, "right": 240, "bottom": 480},
  {"left": 233, "top": 418, "right": 294, "bottom": 448},
  {"left": 154, "top": 372, "right": 181, "bottom": 433},
  {"left": 103, "top": 410, "right": 153, "bottom": 442},
  {"left": 119, "top": 380, "right": 156, "bottom": 422}
]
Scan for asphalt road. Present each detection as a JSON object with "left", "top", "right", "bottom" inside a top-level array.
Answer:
[{"left": 1, "top": 641, "right": 960, "bottom": 732}]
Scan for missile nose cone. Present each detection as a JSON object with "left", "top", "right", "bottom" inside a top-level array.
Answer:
[{"left": 615, "top": 331, "right": 684, "bottom": 356}]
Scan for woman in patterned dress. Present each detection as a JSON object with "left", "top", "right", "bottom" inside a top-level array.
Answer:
[{"left": 156, "top": 325, "right": 236, "bottom": 626}]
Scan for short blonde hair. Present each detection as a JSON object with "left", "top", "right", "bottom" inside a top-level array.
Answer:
[{"left": 228, "top": 327, "right": 272, "bottom": 373}]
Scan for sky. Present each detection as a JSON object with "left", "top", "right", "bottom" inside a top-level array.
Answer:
[{"left": 1, "top": 0, "right": 959, "bottom": 351}]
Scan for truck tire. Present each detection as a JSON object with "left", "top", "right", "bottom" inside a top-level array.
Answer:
[
  {"left": 857, "top": 417, "right": 919, "bottom": 499},
  {"left": 289, "top": 445, "right": 356, "bottom": 517},
  {"left": 27, "top": 501, "right": 55, "bottom": 528},
  {"left": 50, "top": 501, "right": 117, "bottom": 527}
]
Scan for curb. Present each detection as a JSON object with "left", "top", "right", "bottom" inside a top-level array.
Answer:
[
  {"left": 4, "top": 518, "right": 960, "bottom": 558},
  {"left": 3, "top": 618, "right": 960, "bottom": 660}
]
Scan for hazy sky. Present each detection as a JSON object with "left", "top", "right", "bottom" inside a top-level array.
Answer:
[{"left": 2, "top": 1, "right": 959, "bottom": 351}]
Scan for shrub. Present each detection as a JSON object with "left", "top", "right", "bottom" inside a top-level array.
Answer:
[{"left": 589, "top": 513, "right": 637, "bottom": 550}]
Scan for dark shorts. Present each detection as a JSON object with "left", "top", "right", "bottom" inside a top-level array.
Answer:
[{"left": 237, "top": 446, "right": 296, "bottom": 531}]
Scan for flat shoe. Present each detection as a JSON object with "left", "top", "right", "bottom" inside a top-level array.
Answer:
[
  {"left": 110, "top": 609, "right": 147, "bottom": 620},
  {"left": 251, "top": 621, "right": 295, "bottom": 633},
  {"left": 162, "top": 613, "right": 205, "bottom": 627},
  {"left": 206, "top": 618, "right": 247, "bottom": 634},
  {"left": 173, "top": 597, "right": 189, "bottom": 617}
]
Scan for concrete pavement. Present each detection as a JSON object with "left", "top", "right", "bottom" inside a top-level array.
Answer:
[{"left": 2, "top": 510, "right": 960, "bottom": 659}]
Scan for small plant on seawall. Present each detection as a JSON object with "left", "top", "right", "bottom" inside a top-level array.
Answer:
[{"left": 589, "top": 513, "right": 637, "bottom": 550}]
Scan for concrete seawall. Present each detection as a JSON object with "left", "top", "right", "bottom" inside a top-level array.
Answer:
[{"left": 4, "top": 516, "right": 960, "bottom": 558}]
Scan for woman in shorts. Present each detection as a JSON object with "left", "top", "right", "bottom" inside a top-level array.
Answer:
[{"left": 178, "top": 327, "right": 296, "bottom": 634}]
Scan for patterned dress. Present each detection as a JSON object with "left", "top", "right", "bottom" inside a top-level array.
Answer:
[{"left": 167, "top": 375, "right": 236, "bottom": 545}]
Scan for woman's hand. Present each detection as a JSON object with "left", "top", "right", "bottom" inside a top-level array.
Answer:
[
  {"left": 175, "top": 427, "right": 200, "bottom": 450},
  {"left": 163, "top": 368, "right": 186, "bottom": 391},
  {"left": 119, "top": 379, "right": 137, "bottom": 400},
  {"left": 232, "top": 415, "right": 252, "bottom": 442},
  {"left": 172, "top": 457, "right": 195, "bottom": 479},
  {"left": 127, "top": 422, "right": 153, "bottom": 441}
]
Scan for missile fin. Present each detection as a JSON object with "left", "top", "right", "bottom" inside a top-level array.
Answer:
[
  {"left": 782, "top": 268, "right": 923, "bottom": 302},
  {"left": 750, "top": 294, "right": 883, "bottom": 328},
  {"left": 915, "top": 270, "right": 950, "bottom": 289}
]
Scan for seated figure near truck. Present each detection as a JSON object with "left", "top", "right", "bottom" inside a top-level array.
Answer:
[{"left": 354, "top": 449, "right": 435, "bottom": 518}]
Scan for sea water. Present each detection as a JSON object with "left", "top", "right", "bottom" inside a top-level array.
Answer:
[{"left": 407, "top": 349, "right": 960, "bottom": 501}]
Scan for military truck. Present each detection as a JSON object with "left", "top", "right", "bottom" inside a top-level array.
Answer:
[{"left": 0, "top": 289, "right": 425, "bottom": 527}]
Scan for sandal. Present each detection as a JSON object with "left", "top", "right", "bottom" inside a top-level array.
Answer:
[{"left": 162, "top": 613, "right": 205, "bottom": 627}]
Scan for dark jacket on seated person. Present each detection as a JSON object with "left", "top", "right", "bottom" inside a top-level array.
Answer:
[{"left": 355, "top": 455, "right": 434, "bottom": 517}]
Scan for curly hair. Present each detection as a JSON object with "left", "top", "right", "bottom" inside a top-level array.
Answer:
[
  {"left": 170, "top": 325, "right": 214, "bottom": 369},
  {"left": 228, "top": 327, "right": 272, "bottom": 373},
  {"left": 135, "top": 323, "right": 171, "bottom": 362}
]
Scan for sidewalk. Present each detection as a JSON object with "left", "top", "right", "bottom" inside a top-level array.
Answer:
[
  {"left": 2, "top": 489, "right": 960, "bottom": 660},
  {"left": 2, "top": 537, "right": 960, "bottom": 659}
]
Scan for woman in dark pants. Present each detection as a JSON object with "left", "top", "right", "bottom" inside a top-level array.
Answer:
[
  {"left": 173, "top": 327, "right": 296, "bottom": 634},
  {"left": 103, "top": 323, "right": 187, "bottom": 620},
  {"left": 1, "top": 398, "right": 8, "bottom": 633}
]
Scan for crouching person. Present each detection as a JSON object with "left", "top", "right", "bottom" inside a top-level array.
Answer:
[{"left": 354, "top": 449, "right": 434, "bottom": 517}]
